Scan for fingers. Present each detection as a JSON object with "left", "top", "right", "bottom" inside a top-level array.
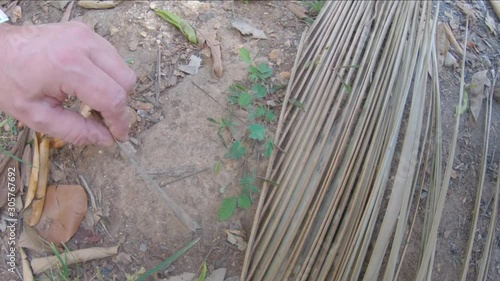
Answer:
[
  {"left": 89, "top": 46, "right": 137, "bottom": 94},
  {"left": 60, "top": 58, "right": 130, "bottom": 142},
  {"left": 26, "top": 99, "right": 114, "bottom": 146}
]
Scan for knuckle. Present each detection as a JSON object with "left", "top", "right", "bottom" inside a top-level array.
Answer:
[
  {"left": 110, "top": 89, "right": 128, "bottom": 112},
  {"left": 69, "top": 21, "right": 92, "bottom": 36}
]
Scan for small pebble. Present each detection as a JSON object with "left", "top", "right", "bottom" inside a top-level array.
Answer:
[
  {"left": 139, "top": 243, "right": 147, "bottom": 252},
  {"left": 129, "top": 39, "right": 139, "bottom": 51}
]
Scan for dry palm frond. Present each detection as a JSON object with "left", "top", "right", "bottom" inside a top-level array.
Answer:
[{"left": 241, "top": 1, "right": 444, "bottom": 280}]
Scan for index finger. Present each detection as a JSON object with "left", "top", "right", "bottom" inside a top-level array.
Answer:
[
  {"left": 60, "top": 58, "right": 130, "bottom": 141},
  {"left": 89, "top": 37, "right": 137, "bottom": 93}
]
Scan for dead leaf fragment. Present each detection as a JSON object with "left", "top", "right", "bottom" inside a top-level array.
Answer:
[
  {"left": 178, "top": 55, "right": 202, "bottom": 75},
  {"left": 225, "top": 229, "right": 247, "bottom": 251},
  {"left": 444, "top": 52, "right": 458, "bottom": 68},
  {"left": 436, "top": 23, "right": 450, "bottom": 69},
  {"left": 114, "top": 252, "right": 132, "bottom": 264},
  {"left": 485, "top": 12, "right": 497, "bottom": 35},
  {"left": 18, "top": 224, "right": 55, "bottom": 252},
  {"left": 34, "top": 185, "right": 88, "bottom": 244},
  {"left": 205, "top": 268, "right": 227, "bottom": 281},
  {"left": 77, "top": 0, "right": 120, "bottom": 9},
  {"left": 287, "top": 3, "right": 308, "bottom": 19},
  {"left": 10, "top": 6, "right": 21, "bottom": 23},
  {"left": 444, "top": 23, "right": 464, "bottom": 56},
  {"left": 196, "top": 29, "right": 223, "bottom": 78},
  {"left": 231, "top": 18, "right": 267, "bottom": 39},
  {"left": 31, "top": 245, "right": 119, "bottom": 274},
  {"left": 469, "top": 70, "right": 491, "bottom": 122},
  {"left": 456, "top": 2, "right": 480, "bottom": 19},
  {"left": 20, "top": 248, "right": 34, "bottom": 281}
]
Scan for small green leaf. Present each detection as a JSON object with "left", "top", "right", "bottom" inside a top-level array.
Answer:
[
  {"left": 155, "top": 9, "right": 198, "bottom": 44},
  {"left": 218, "top": 197, "right": 237, "bottom": 221},
  {"left": 263, "top": 139, "right": 274, "bottom": 157},
  {"left": 252, "top": 84, "right": 267, "bottom": 99},
  {"left": 227, "top": 83, "right": 247, "bottom": 95},
  {"left": 255, "top": 106, "right": 267, "bottom": 118},
  {"left": 240, "top": 173, "right": 256, "bottom": 187},
  {"left": 238, "top": 93, "right": 252, "bottom": 107},
  {"left": 457, "top": 90, "right": 468, "bottom": 115},
  {"left": 238, "top": 193, "right": 252, "bottom": 209},
  {"left": 124, "top": 57, "right": 135, "bottom": 65},
  {"left": 224, "top": 141, "right": 246, "bottom": 160},
  {"left": 249, "top": 66, "right": 260, "bottom": 82},
  {"left": 288, "top": 98, "right": 305, "bottom": 111},
  {"left": 243, "top": 185, "right": 260, "bottom": 194},
  {"left": 220, "top": 118, "right": 233, "bottom": 129},
  {"left": 0, "top": 145, "right": 31, "bottom": 166},
  {"left": 197, "top": 262, "right": 207, "bottom": 281},
  {"left": 213, "top": 161, "right": 221, "bottom": 175},
  {"left": 264, "top": 110, "right": 275, "bottom": 122},
  {"left": 247, "top": 123, "right": 266, "bottom": 141},
  {"left": 239, "top": 48, "right": 251, "bottom": 65},
  {"left": 207, "top": 118, "right": 218, "bottom": 124},
  {"left": 343, "top": 82, "right": 351, "bottom": 93},
  {"left": 256, "top": 63, "right": 273, "bottom": 79}
]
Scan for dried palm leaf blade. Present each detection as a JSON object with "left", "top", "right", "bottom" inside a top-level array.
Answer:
[
  {"left": 241, "top": 1, "right": 442, "bottom": 280},
  {"left": 23, "top": 136, "right": 50, "bottom": 226}
]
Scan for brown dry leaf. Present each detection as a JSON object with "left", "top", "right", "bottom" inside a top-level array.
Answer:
[
  {"left": 444, "top": 23, "right": 464, "bottom": 56},
  {"left": 196, "top": 29, "right": 223, "bottom": 78},
  {"left": 469, "top": 70, "right": 491, "bottom": 122},
  {"left": 436, "top": 23, "right": 450, "bottom": 69},
  {"left": 485, "top": 12, "right": 497, "bottom": 35},
  {"left": 225, "top": 229, "right": 247, "bottom": 251},
  {"left": 36, "top": 185, "right": 87, "bottom": 244},
  {"left": 31, "top": 245, "right": 119, "bottom": 274},
  {"left": 18, "top": 224, "right": 55, "bottom": 252},
  {"left": 20, "top": 248, "right": 34, "bottom": 281},
  {"left": 34, "top": 185, "right": 88, "bottom": 244},
  {"left": 287, "top": 3, "right": 308, "bottom": 19},
  {"left": 0, "top": 128, "right": 29, "bottom": 208},
  {"left": 456, "top": 1, "right": 480, "bottom": 19}
]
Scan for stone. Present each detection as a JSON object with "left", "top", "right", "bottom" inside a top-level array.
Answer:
[
  {"left": 129, "top": 39, "right": 139, "bottom": 51},
  {"left": 279, "top": 71, "right": 291, "bottom": 80}
]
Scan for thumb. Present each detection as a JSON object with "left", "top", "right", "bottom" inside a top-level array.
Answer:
[{"left": 27, "top": 102, "right": 114, "bottom": 146}]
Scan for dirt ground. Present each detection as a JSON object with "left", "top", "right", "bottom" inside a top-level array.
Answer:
[
  {"left": 1, "top": 0, "right": 500, "bottom": 281},
  {"left": 1, "top": 0, "right": 303, "bottom": 280}
]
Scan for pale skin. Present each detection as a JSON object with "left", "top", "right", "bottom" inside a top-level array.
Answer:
[{"left": 0, "top": 21, "right": 137, "bottom": 146}]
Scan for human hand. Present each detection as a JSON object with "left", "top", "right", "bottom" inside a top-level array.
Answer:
[{"left": 0, "top": 21, "right": 136, "bottom": 146}]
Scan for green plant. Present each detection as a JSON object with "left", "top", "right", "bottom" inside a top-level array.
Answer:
[
  {"left": 307, "top": 1, "right": 324, "bottom": 15},
  {"left": 211, "top": 48, "right": 281, "bottom": 221},
  {"left": 44, "top": 243, "right": 75, "bottom": 281},
  {"left": 136, "top": 238, "right": 199, "bottom": 281}
]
